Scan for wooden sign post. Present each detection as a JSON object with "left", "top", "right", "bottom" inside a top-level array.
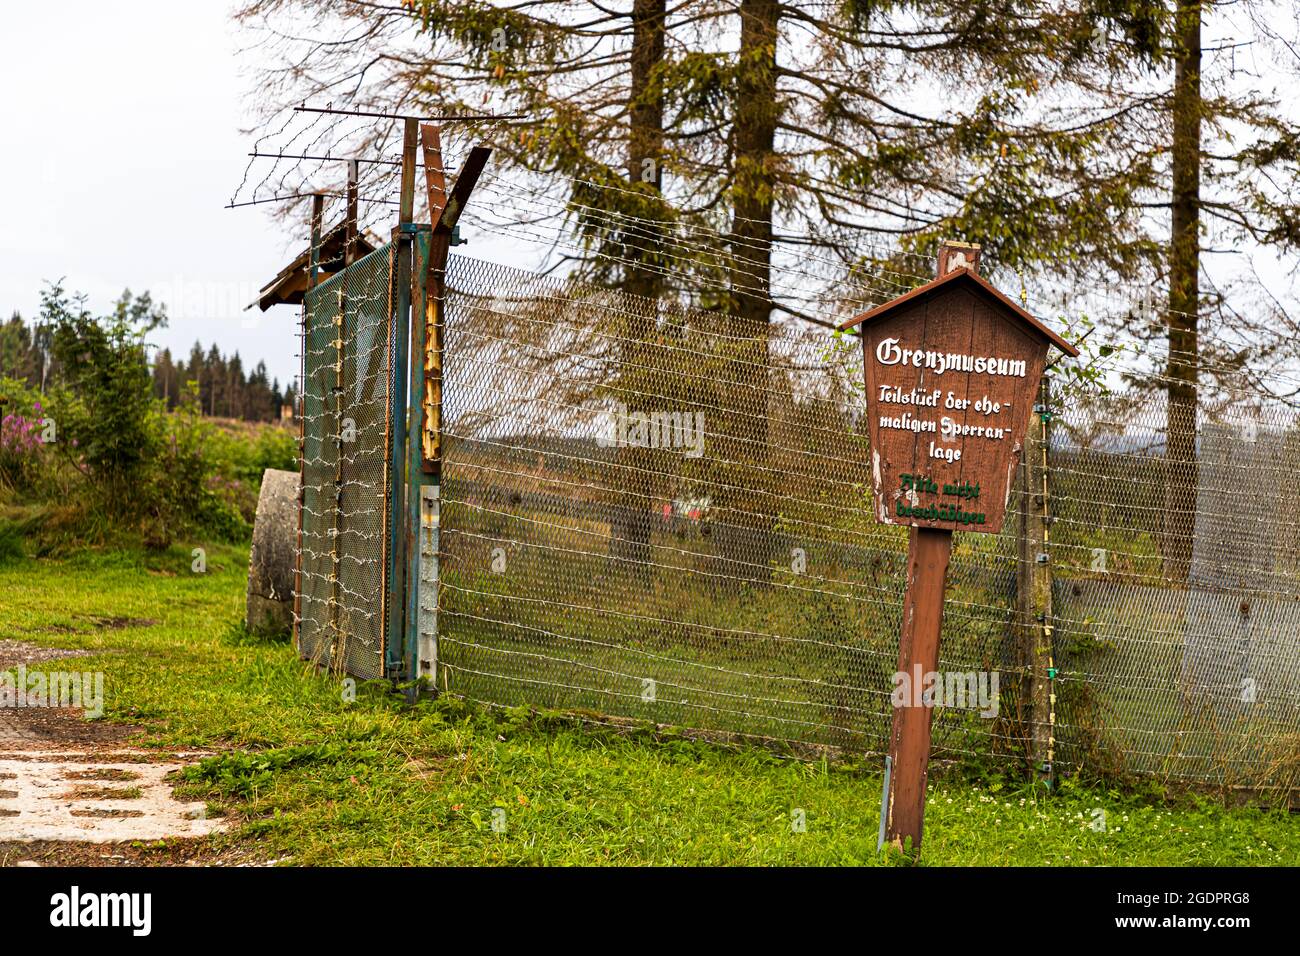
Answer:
[{"left": 838, "top": 242, "right": 1078, "bottom": 855}]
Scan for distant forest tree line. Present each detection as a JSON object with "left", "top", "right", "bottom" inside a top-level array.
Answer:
[{"left": 1, "top": 311, "right": 295, "bottom": 423}]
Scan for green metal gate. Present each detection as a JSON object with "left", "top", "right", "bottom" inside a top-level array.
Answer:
[{"left": 298, "top": 243, "right": 398, "bottom": 679}]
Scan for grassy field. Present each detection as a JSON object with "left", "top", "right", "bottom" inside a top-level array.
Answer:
[{"left": 1, "top": 543, "right": 1297, "bottom": 866}]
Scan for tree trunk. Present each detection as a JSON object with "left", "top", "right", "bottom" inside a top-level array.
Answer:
[
  {"left": 711, "top": 0, "right": 778, "bottom": 584},
  {"left": 729, "top": 0, "right": 778, "bottom": 338},
  {"left": 625, "top": 0, "right": 666, "bottom": 305},
  {"left": 609, "top": 0, "right": 667, "bottom": 578},
  {"left": 1163, "top": 0, "right": 1201, "bottom": 583}
]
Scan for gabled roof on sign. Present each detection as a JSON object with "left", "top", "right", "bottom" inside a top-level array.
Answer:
[{"left": 836, "top": 267, "right": 1080, "bottom": 357}]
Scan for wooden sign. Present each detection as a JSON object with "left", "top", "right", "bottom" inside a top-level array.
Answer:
[
  {"left": 841, "top": 245, "right": 1077, "bottom": 535},
  {"left": 837, "top": 242, "right": 1077, "bottom": 857}
]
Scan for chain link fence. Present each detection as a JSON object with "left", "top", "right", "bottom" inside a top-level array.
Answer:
[
  {"left": 431, "top": 252, "right": 1299, "bottom": 795},
  {"left": 1051, "top": 389, "right": 1300, "bottom": 793},
  {"left": 294, "top": 245, "right": 1299, "bottom": 796},
  {"left": 438, "top": 253, "right": 1025, "bottom": 764}
]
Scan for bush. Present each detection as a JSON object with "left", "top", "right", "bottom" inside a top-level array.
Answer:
[
  {"left": 0, "top": 383, "right": 52, "bottom": 492},
  {"left": 201, "top": 420, "right": 299, "bottom": 530},
  {"left": 141, "top": 385, "right": 256, "bottom": 547},
  {"left": 44, "top": 284, "right": 164, "bottom": 503},
  {"left": 2, "top": 285, "right": 286, "bottom": 551},
  {"left": 209, "top": 422, "right": 298, "bottom": 485}
]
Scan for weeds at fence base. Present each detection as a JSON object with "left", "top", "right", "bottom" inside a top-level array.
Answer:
[
  {"left": 879, "top": 836, "right": 919, "bottom": 866},
  {"left": 223, "top": 620, "right": 291, "bottom": 647}
]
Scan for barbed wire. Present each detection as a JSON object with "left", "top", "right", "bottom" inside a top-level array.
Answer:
[{"left": 227, "top": 106, "right": 1262, "bottom": 351}]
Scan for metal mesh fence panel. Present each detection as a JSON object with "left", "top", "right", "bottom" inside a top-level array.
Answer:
[
  {"left": 299, "top": 243, "right": 395, "bottom": 680},
  {"left": 285, "top": 239, "right": 1300, "bottom": 792},
  {"left": 1051, "top": 391, "right": 1300, "bottom": 792},
  {"left": 438, "top": 253, "right": 1024, "bottom": 761}
]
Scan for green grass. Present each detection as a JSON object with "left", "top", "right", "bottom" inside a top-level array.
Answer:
[{"left": 1, "top": 545, "right": 1297, "bottom": 866}]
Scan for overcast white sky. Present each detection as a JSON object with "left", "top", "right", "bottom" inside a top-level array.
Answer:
[
  {"left": 0, "top": 2, "right": 316, "bottom": 388},
  {"left": 3, "top": 2, "right": 1295, "bottom": 391}
]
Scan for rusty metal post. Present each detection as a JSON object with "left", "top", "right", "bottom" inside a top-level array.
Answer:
[
  {"left": 345, "top": 159, "right": 360, "bottom": 266},
  {"left": 308, "top": 194, "right": 325, "bottom": 285},
  {"left": 294, "top": 193, "right": 326, "bottom": 652},
  {"left": 384, "top": 119, "right": 420, "bottom": 680},
  {"left": 421, "top": 124, "right": 451, "bottom": 479},
  {"left": 406, "top": 227, "right": 434, "bottom": 687},
  {"left": 404, "top": 128, "right": 491, "bottom": 690},
  {"left": 406, "top": 125, "right": 451, "bottom": 688}
]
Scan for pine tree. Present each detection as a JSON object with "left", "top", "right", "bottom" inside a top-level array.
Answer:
[
  {"left": 152, "top": 347, "right": 176, "bottom": 409},
  {"left": 0, "top": 312, "right": 41, "bottom": 385}
]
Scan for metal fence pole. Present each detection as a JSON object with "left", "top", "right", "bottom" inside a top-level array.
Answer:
[
  {"left": 406, "top": 230, "right": 435, "bottom": 688},
  {"left": 384, "top": 119, "right": 419, "bottom": 680},
  {"left": 294, "top": 194, "right": 325, "bottom": 653},
  {"left": 1018, "top": 374, "right": 1055, "bottom": 786}
]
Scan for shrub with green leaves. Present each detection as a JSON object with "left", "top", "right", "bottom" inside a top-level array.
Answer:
[
  {"left": 5, "top": 283, "right": 281, "bottom": 548},
  {"left": 44, "top": 283, "right": 165, "bottom": 503},
  {"left": 141, "top": 383, "right": 249, "bottom": 546}
]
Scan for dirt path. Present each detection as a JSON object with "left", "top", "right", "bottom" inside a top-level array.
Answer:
[{"left": 0, "top": 636, "right": 246, "bottom": 866}]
